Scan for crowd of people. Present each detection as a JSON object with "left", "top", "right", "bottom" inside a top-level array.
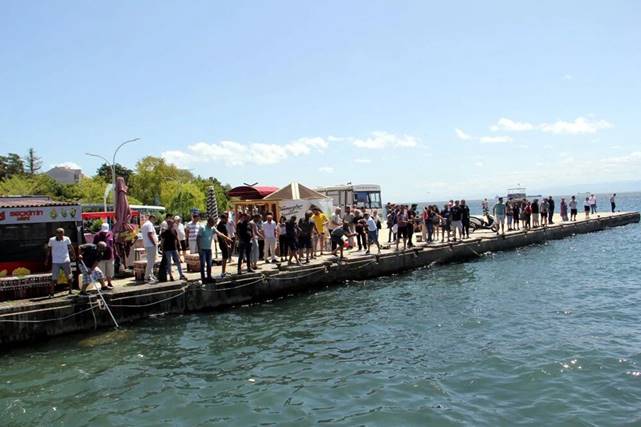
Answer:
[
  {"left": 138, "top": 205, "right": 384, "bottom": 282},
  {"left": 45, "top": 192, "right": 620, "bottom": 295}
]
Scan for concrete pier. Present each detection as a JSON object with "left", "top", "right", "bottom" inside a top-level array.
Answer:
[{"left": 1, "top": 211, "right": 639, "bottom": 348}]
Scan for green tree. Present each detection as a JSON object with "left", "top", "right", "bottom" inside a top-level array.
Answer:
[
  {"left": 161, "top": 181, "right": 205, "bottom": 219},
  {"left": 75, "top": 176, "right": 109, "bottom": 203},
  {"left": 96, "top": 163, "right": 134, "bottom": 185},
  {"left": 0, "top": 153, "right": 25, "bottom": 179},
  {"left": 131, "top": 156, "right": 193, "bottom": 205},
  {"left": 0, "top": 174, "right": 58, "bottom": 196},
  {"left": 24, "top": 148, "right": 42, "bottom": 175}
]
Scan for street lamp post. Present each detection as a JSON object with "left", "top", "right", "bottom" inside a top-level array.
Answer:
[{"left": 86, "top": 138, "right": 141, "bottom": 213}]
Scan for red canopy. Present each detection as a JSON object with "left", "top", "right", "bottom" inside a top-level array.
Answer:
[{"left": 227, "top": 185, "right": 278, "bottom": 200}]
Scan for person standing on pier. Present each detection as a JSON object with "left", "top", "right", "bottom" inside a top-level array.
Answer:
[
  {"left": 278, "top": 215, "right": 287, "bottom": 263},
  {"left": 511, "top": 200, "right": 520, "bottom": 231},
  {"left": 421, "top": 207, "right": 430, "bottom": 243},
  {"left": 493, "top": 197, "right": 507, "bottom": 235},
  {"left": 343, "top": 206, "right": 355, "bottom": 249},
  {"left": 364, "top": 212, "right": 381, "bottom": 254},
  {"left": 216, "top": 214, "right": 234, "bottom": 278},
  {"left": 46, "top": 227, "right": 76, "bottom": 297},
  {"left": 141, "top": 214, "right": 158, "bottom": 283},
  {"left": 186, "top": 212, "right": 202, "bottom": 255},
  {"left": 482, "top": 198, "right": 489, "bottom": 216},
  {"left": 461, "top": 200, "right": 471, "bottom": 238},
  {"left": 262, "top": 213, "right": 278, "bottom": 263},
  {"left": 584, "top": 197, "right": 591, "bottom": 219},
  {"left": 236, "top": 213, "right": 253, "bottom": 274},
  {"left": 569, "top": 196, "right": 578, "bottom": 221},
  {"left": 610, "top": 194, "right": 617, "bottom": 213},
  {"left": 548, "top": 197, "right": 555, "bottom": 224},
  {"left": 330, "top": 207, "right": 343, "bottom": 233},
  {"left": 285, "top": 215, "right": 302, "bottom": 265},
  {"left": 560, "top": 198, "right": 569, "bottom": 222},
  {"left": 298, "top": 211, "right": 315, "bottom": 263},
  {"left": 506, "top": 200, "right": 514, "bottom": 231},
  {"left": 395, "top": 206, "right": 409, "bottom": 250},
  {"left": 225, "top": 214, "right": 236, "bottom": 264},
  {"left": 531, "top": 199, "right": 540, "bottom": 228},
  {"left": 440, "top": 204, "right": 450, "bottom": 243},
  {"left": 174, "top": 216, "right": 187, "bottom": 261},
  {"left": 387, "top": 207, "right": 397, "bottom": 243},
  {"left": 160, "top": 218, "right": 187, "bottom": 282},
  {"left": 249, "top": 214, "right": 261, "bottom": 270},
  {"left": 523, "top": 200, "right": 532, "bottom": 230},
  {"left": 589, "top": 194, "right": 597, "bottom": 214},
  {"left": 540, "top": 198, "right": 548, "bottom": 227},
  {"left": 311, "top": 207, "right": 329, "bottom": 256},
  {"left": 450, "top": 200, "right": 463, "bottom": 241},
  {"left": 93, "top": 223, "right": 114, "bottom": 288}
]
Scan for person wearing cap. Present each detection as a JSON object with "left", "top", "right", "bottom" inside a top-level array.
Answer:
[
  {"left": 174, "top": 215, "right": 187, "bottom": 261},
  {"left": 141, "top": 214, "right": 158, "bottom": 283},
  {"left": 45, "top": 227, "right": 76, "bottom": 297},
  {"left": 93, "top": 223, "right": 115, "bottom": 287},
  {"left": 186, "top": 212, "right": 202, "bottom": 254}
]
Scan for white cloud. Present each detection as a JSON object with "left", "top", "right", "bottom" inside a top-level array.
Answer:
[
  {"left": 318, "top": 166, "right": 334, "bottom": 173},
  {"left": 350, "top": 131, "right": 419, "bottom": 149},
  {"left": 490, "top": 116, "right": 612, "bottom": 135},
  {"left": 474, "top": 161, "right": 484, "bottom": 167},
  {"left": 490, "top": 118, "right": 535, "bottom": 132},
  {"left": 563, "top": 74, "right": 573, "bottom": 80},
  {"left": 540, "top": 117, "right": 613, "bottom": 134},
  {"left": 354, "top": 158, "right": 372, "bottom": 164},
  {"left": 455, "top": 128, "right": 473, "bottom": 140},
  {"left": 479, "top": 135, "right": 513, "bottom": 144},
  {"left": 162, "top": 137, "right": 329, "bottom": 168},
  {"left": 456, "top": 128, "right": 513, "bottom": 144}
]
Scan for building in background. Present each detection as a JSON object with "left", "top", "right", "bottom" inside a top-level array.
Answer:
[{"left": 46, "top": 166, "right": 83, "bottom": 184}]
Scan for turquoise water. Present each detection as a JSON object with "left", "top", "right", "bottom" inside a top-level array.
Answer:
[{"left": 2, "top": 193, "right": 641, "bottom": 426}]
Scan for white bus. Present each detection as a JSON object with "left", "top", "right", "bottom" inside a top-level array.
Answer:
[{"left": 315, "top": 184, "right": 382, "bottom": 210}]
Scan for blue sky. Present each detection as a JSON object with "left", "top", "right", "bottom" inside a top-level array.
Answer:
[{"left": 1, "top": 1, "right": 640, "bottom": 201}]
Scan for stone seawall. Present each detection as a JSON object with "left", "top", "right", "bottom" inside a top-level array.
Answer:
[{"left": 1, "top": 212, "right": 639, "bottom": 348}]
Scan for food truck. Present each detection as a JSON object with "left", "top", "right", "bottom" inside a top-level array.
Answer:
[{"left": 0, "top": 196, "right": 82, "bottom": 299}]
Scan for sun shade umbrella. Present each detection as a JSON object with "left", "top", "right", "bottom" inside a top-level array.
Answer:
[
  {"left": 112, "top": 176, "right": 136, "bottom": 268},
  {"left": 206, "top": 185, "right": 219, "bottom": 257},
  {"left": 206, "top": 186, "right": 219, "bottom": 222}
]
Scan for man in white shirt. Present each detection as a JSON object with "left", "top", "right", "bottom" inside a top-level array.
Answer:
[
  {"left": 610, "top": 193, "right": 616, "bottom": 213},
  {"left": 186, "top": 212, "right": 202, "bottom": 254},
  {"left": 46, "top": 228, "right": 75, "bottom": 297},
  {"left": 174, "top": 215, "right": 187, "bottom": 260},
  {"left": 364, "top": 213, "right": 381, "bottom": 254},
  {"left": 589, "top": 194, "right": 597, "bottom": 214},
  {"left": 330, "top": 207, "right": 343, "bottom": 232},
  {"left": 141, "top": 214, "right": 159, "bottom": 283},
  {"left": 262, "top": 213, "right": 278, "bottom": 263},
  {"left": 225, "top": 214, "right": 236, "bottom": 263}
]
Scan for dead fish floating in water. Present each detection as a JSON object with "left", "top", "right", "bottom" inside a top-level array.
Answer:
[{"left": 78, "top": 329, "right": 132, "bottom": 347}]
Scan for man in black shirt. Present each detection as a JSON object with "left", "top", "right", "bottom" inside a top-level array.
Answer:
[
  {"left": 547, "top": 196, "right": 555, "bottom": 224},
  {"left": 460, "top": 200, "right": 471, "bottom": 239},
  {"left": 450, "top": 201, "right": 463, "bottom": 241},
  {"left": 216, "top": 214, "right": 234, "bottom": 277},
  {"left": 406, "top": 207, "right": 416, "bottom": 248},
  {"left": 236, "top": 213, "right": 253, "bottom": 274}
]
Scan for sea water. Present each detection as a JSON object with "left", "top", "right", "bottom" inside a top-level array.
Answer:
[{"left": 1, "top": 193, "right": 640, "bottom": 426}]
